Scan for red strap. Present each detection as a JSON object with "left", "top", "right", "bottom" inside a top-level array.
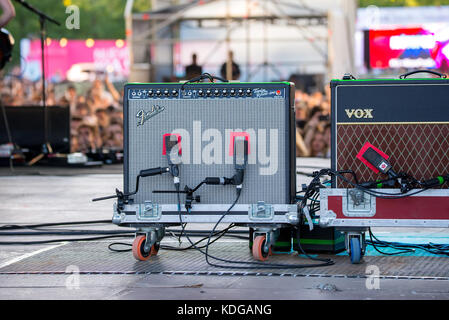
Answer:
[
  {"left": 356, "top": 142, "right": 389, "bottom": 174},
  {"left": 229, "top": 132, "right": 250, "bottom": 156},
  {"left": 162, "top": 133, "right": 182, "bottom": 155}
]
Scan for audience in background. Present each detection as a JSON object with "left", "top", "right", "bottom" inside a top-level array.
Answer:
[
  {"left": 294, "top": 88, "right": 331, "bottom": 158},
  {"left": 0, "top": 76, "right": 124, "bottom": 153},
  {"left": 0, "top": 75, "right": 331, "bottom": 158}
]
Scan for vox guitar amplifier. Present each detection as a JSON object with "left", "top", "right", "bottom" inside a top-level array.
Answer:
[
  {"left": 330, "top": 74, "right": 449, "bottom": 188},
  {"left": 320, "top": 73, "right": 449, "bottom": 264}
]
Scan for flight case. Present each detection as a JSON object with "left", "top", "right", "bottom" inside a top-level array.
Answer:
[{"left": 321, "top": 71, "right": 449, "bottom": 263}]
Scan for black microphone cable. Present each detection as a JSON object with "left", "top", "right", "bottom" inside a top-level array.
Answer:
[{"left": 175, "top": 184, "right": 334, "bottom": 269}]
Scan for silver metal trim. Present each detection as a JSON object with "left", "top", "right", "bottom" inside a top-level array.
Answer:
[
  {"left": 126, "top": 203, "right": 296, "bottom": 213},
  {"left": 120, "top": 214, "right": 291, "bottom": 224},
  {"left": 319, "top": 210, "right": 337, "bottom": 227},
  {"left": 117, "top": 203, "right": 297, "bottom": 225},
  {"left": 326, "top": 219, "right": 449, "bottom": 228}
]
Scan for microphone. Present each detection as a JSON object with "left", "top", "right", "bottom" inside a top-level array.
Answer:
[
  {"left": 357, "top": 142, "right": 398, "bottom": 179},
  {"left": 164, "top": 134, "right": 182, "bottom": 206},
  {"left": 92, "top": 135, "right": 182, "bottom": 203},
  {"left": 164, "top": 135, "right": 181, "bottom": 178},
  {"left": 233, "top": 137, "right": 248, "bottom": 170},
  {"left": 203, "top": 137, "right": 248, "bottom": 189},
  {"left": 232, "top": 137, "right": 248, "bottom": 186}
]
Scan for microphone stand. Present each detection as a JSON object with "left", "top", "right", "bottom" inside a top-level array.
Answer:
[{"left": 13, "top": 0, "right": 61, "bottom": 165}]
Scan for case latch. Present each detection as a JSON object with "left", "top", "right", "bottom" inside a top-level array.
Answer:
[
  {"left": 138, "top": 201, "right": 161, "bottom": 220},
  {"left": 343, "top": 189, "right": 376, "bottom": 217},
  {"left": 249, "top": 201, "right": 274, "bottom": 220}
]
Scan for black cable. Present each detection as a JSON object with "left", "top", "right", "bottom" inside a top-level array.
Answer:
[
  {"left": 0, "top": 219, "right": 249, "bottom": 234},
  {"left": 108, "top": 225, "right": 240, "bottom": 253},
  {"left": 294, "top": 227, "right": 335, "bottom": 266},
  {"left": 0, "top": 221, "right": 249, "bottom": 245},
  {"left": 108, "top": 242, "right": 133, "bottom": 252},
  {"left": 0, "top": 234, "right": 134, "bottom": 245},
  {"left": 0, "top": 231, "right": 247, "bottom": 246},
  {"left": 0, "top": 223, "right": 249, "bottom": 237},
  {"left": 175, "top": 183, "right": 187, "bottom": 244},
  {"left": 296, "top": 170, "right": 313, "bottom": 177},
  {"left": 0, "top": 230, "right": 133, "bottom": 236},
  {"left": 296, "top": 169, "right": 449, "bottom": 257},
  {"left": 0, "top": 220, "right": 111, "bottom": 230},
  {"left": 180, "top": 72, "right": 229, "bottom": 90},
  {"left": 308, "top": 168, "right": 431, "bottom": 199},
  {"left": 336, "top": 170, "right": 360, "bottom": 185},
  {"left": 367, "top": 228, "right": 414, "bottom": 256},
  {"left": 367, "top": 228, "right": 449, "bottom": 256},
  {"left": 333, "top": 170, "right": 430, "bottom": 199},
  {"left": 175, "top": 187, "right": 335, "bottom": 269}
]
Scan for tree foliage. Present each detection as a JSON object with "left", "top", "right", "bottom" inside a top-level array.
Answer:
[
  {"left": 5, "top": 0, "right": 151, "bottom": 70},
  {"left": 4, "top": 1, "right": 449, "bottom": 70}
]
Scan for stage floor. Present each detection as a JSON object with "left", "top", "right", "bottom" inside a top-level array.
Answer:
[{"left": 0, "top": 158, "right": 448, "bottom": 300}]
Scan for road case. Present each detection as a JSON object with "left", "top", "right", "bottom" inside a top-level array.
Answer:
[{"left": 321, "top": 71, "right": 449, "bottom": 263}]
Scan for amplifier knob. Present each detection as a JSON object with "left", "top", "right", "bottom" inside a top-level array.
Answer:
[
  {"left": 148, "top": 90, "right": 154, "bottom": 96},
  {"left": 222, "top": 89, "right": 228, "bottom": 96},
  {"left": 206, "top": 89, "right": 212, "bottom": 96},
  {"left": 246, "top": 89, "right": 252, "bottom": 96},
  {"left": 214, "top": 89, "right": 220, "bottom": 96},
  {"left": 230, "top": 89, "right": 236, "bottom": 96},
  {"left": 172, "top": 90, "right": 178, "bottom": 96},
  {"left": 198, "top": 90, "right": 204, "bottom": 96},
  {"left": 238, "top": 89, "right": 244, "bottom": 96},
  {"left": 156, "top": 90, "right": 161, "bottom": 96},
  {"left": 164, "top": 90, "right": 169, "bottom": 96}
]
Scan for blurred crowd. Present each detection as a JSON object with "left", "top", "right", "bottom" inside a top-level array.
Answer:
[
  {"left": 294, "top": 87, "right": 331, "bottom": 158},
  {"left": 186, "top": 51, "right": 332, "bottom": 158},
  {"left": 0, "top": 76, "right": 124, "bottom": 153},
  {"left": 1, "top": 74, "right": 331, "bottom": 158}
]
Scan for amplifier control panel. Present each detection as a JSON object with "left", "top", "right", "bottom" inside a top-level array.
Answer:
[{"left": 128, "top": 85, "right": 286, "bottom": 100}]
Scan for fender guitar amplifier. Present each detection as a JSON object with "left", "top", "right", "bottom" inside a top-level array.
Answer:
[
  {"left": 331, "top": 76, "right": 449, "bottom": 188},
  {"left": 122, "top": 82, "right": 296, "bottom": 225}
]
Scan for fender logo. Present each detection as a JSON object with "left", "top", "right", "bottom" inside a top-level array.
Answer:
[
  {"left": 136, "top": 105, "right": 165, "bottom": 127},
  {"left": 345, "top": 109, "right": 373, "bottom": 119}
]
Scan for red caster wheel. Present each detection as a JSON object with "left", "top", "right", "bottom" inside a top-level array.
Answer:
[
  {"left": 132, "top": 235, "right": 153, "bottom": 261},
  {"left": 252, "top": 235, "right": 272, "bottom": 261},
  {"left": 151, "top": 242, "right": 160, "bottom": 256}
]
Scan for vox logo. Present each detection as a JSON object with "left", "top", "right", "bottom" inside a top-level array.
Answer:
[{"left": 345, "top": 109, "right": 374, "bottom": 119}]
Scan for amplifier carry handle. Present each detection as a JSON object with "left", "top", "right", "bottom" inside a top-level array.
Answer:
[
  {"left": 181, "top": 73, "right": 229, "bottom": 90},
  {"left": 399, "top": 69, "right": 447, "bottom": 79}
]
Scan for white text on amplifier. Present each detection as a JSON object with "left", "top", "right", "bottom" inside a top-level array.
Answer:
[{"left": 168, "top": 121, "right": 279, "bottom": 176}]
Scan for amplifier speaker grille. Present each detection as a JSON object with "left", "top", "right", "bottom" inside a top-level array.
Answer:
[{"left": 336, "top": 123, "right": 449, "bottom": 188}]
